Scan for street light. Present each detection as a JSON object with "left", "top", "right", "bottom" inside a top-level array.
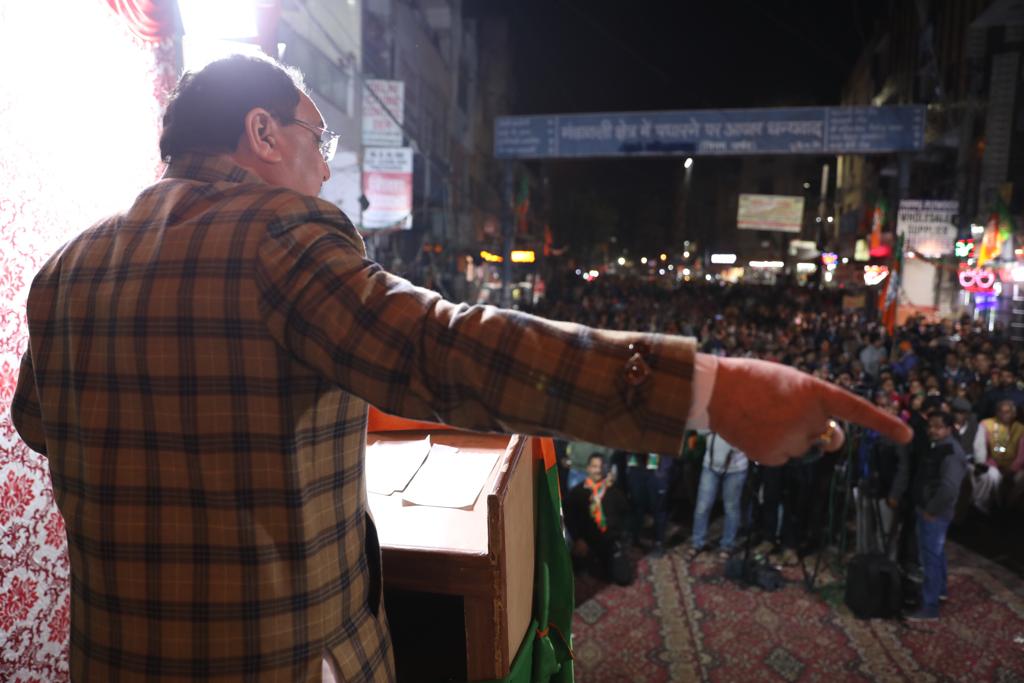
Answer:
[{"left": 683, "top": 157, "right": 694, "bottom": 169}]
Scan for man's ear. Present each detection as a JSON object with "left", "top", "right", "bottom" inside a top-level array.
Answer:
[{"left": 241, "top": 107, "right": 282, "bottom": 162}]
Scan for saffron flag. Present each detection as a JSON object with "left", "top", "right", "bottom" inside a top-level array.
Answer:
[
  {"left": 977, "top": 198, "right": 1016, "bottom": 267},
  {"left": 880, "top": 235, "right": 903, "bottom": 335}
]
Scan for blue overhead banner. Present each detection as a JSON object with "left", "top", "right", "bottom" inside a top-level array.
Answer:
[{"left": 494, "top": 106, "right": 925, "bottom": 159}]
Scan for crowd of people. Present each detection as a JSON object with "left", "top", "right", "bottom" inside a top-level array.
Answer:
[{"left": 536, "top": 275, "right": 1024, "bottom": 621}]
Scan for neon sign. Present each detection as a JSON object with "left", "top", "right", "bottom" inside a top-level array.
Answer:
[
  {"left": 954, "top": 239, "right": 975, "bottom": 259},
  {"left": 863, "top": 265, "right": 889, "bottom": 286},
  {"left": 958, "top": 266, "right": 996, "bottom": 292}
]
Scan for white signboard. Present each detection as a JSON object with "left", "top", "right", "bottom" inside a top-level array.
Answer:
[
  {"left": 896, "top": 199, "right": 959, "bottom": 258},
  {"left": 737, "top": 194, "right": 805, "bottom": 233},
  {"left": 362, "top": 147, "right": 413, "bottom": 230},
  {"left": 362, "top": 79, "right": 404, "bottom": 147}
]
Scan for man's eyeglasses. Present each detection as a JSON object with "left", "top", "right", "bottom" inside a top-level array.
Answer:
[{"left": 285, "top": 118, "right": 340, "bottom": 163}]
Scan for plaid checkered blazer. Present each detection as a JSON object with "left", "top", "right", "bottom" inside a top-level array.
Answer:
[{"left": 13, "top": 153, "right": 696, "bottom": 681}]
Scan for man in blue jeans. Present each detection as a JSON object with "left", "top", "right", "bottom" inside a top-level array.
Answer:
[
  {"left": 892, "top": 411, "right": 967, "bottom": 620},
  {"left": 687, "top": 432, "right": 749, "bottom": 561}
]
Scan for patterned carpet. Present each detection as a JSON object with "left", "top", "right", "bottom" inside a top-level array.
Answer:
[{"left": 572, "top": 540, "right": 1024, "bottom": 682}]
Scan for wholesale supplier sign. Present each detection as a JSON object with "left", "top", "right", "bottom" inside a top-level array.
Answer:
[
  {"left": 896, "top": 199, "right": 959, "bottom": 258},
  {"left": 362, "top": 147, "right": 413, "bottom": 230},
  {"left": 737, "top": 194, "right": 806, "bottom": 233}
]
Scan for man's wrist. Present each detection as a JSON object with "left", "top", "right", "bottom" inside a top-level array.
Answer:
[{"left": 686, "top": 353, "right": 718, "bottom": 430}]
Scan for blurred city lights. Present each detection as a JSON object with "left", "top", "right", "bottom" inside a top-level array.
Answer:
[
  {"left": 617, "top": 256, "right": 626, "bottom": 265},
  {"left": 510, "top": 249, "right": 535, "bottom": 263},
  {"left": 710, "top": 253, "right": 737, "bottom": 265},
  {"left": 684, "top": 157, "right": 694, "bottom": 169},
  {"left": 863, "top": 265, "right": 889, "bottom": 286},
  {"left": 480, "top": 250, "right": 503, "bottom": 263},
  {"left": 640, "top": 257, "right": 648, "bottom": 264},
  {"left": 659, "top": 253, "right": 668, "bottom": 261},
  {"left": 683, "top": 251, "right": 690, "bottom": 258}
]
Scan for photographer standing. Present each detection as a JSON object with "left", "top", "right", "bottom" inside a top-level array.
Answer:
[{"left": 891, "top": 412, "right": 967, "bottom": 621}]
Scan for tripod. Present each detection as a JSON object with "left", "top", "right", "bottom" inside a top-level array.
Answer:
[{"left": 726, "top": 463, "right": 785, "bottom": 590}]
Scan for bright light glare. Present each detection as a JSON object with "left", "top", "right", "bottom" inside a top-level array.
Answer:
[
  {"left": 796, "top": 262, "right": 817, "bottom": 273},
  {"left": 617, "top": 257, "right": 626, "bottom": 265},
  {"left": 1013, "top": 267, "right": 1024, "bottom": 283},
  {"left": 683, "top": 251, "right": 690, "bottom": 258},
  {"left": 658, "top": 268, "right": 666, "bottom": 275},
  {"left": 178, "top": 0, "right": 259, "bottom": 39},
  {"left": 659, "top": 253, "right": 668, "bottom": 261},
  {"left": 640, "top": 257, "right": 648, "bottom": 264},
  {"left": 183, "top": 36, "right": 267, "bottom": 72},
  {"left": 710, "top": 253, "right": 737, "bottom": 265},
  {"left": 749, "top": 260, "right": 784, "bottom": 269},
  {"left": 971, "top": 223, "right": 985, "bottom": 235},
  {"left": 588, "top": 270, "right": 599, "bottom": 278},
  {"left": 682, "top": 268, "right": 691, "bottom": 276},
  {"left": 1, "top": 0, "right": 165, "bottom": 259},
  {"left": 684, "top": 157, "right": 694, "bottom": 169}
]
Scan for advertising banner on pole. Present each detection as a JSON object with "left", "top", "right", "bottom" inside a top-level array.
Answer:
[
  {"left": 737, "top": 194, "right": 806, "bottom": 233},
  {"left": 362, "top": 147, "right": 413, "bottom": 230},
  {"left": 362, "top": 79, "right": 404, "bottom": 147},
  {"left": 896, "top": 199, "right": 959, "bottom": 258}
]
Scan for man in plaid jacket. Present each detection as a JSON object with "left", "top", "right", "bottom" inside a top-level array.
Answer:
[{"left": 12, "top": 55, "right": 909, "bottom": 681}]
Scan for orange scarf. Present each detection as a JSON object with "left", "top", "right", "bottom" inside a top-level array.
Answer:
[{"left": 584, "top": 476, "right": 609, "bottom": 533}]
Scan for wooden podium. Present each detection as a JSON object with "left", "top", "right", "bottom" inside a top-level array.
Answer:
[{"left": 367, "top": 429, "right": 536, "bottom": 682}]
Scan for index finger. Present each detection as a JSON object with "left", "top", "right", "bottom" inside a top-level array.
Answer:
[{"left": 821, "top": 382, "right": 913, "bottom": 443}]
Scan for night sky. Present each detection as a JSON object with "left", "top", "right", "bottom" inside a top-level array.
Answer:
[{"left": 470, "top": 0, "right": 888, "bottom": 252}]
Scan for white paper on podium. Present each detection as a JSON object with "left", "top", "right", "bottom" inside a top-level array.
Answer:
[
  {"left": 401, "top": 446, "right": 499, "bottom": 509},
  {"left": 365, "top": 436, "right": 431, "bottom": 495}
]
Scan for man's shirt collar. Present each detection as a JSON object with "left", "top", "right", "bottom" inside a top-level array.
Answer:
[{"left": 163, "top": 152, "right": 266, "bottom": 186}]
